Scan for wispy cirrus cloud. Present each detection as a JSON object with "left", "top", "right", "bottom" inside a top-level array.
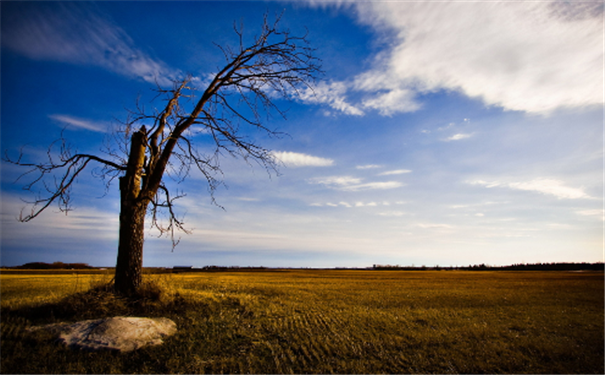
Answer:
[
  {"left": 356, "top": 164, "right": 383, "bottom": 170},
  {"left": 352, "top": 1, "right": 603, "bottom": 115},
  {"left": 378, "top": 169, "right": 412, "bottom": 176},
  {"left": 305, "top": 1, "right": 602, "bottom": 116},
  {"left": 342, "top": 181, "right": 403, "bottom": 192},
  {"left": 311, "top": 200, "right": 406, "bottom": 208},
  {"left": 308, "top": 176, "right": 361, "bottom": 187},
  {"left": 308, "top": 175, "right": 403, "bottom": 191},
  {"left": 272, "top": 151, "right": 334, "bottom": 168},
  {"left": 48, "top": 114, "right": 108, "bottom": 133},
  {"left": 469, "top": 178, "right": 592, "bottom": 200},
  {"left": 2, "top": 3, "right": 179, "bottom": 85},
  {"left": 1, "top": 195, "right": 119, "bottom": 245},
  {"left": 299, "top": 81, "right": 364, "bottom": 116},
  {"left": 360, "top": 87, "right": 421, "bottom": 116}
]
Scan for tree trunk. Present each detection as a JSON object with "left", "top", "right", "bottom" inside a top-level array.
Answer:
[
  {"left": 114, "top": 127, "right": 148, "bottom": 295},
  {"left": 115, "top": 200, "right": 147, "bottom": 295}
]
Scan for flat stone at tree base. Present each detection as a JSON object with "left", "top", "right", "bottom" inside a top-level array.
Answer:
[{"left": 29, "top": 316, "right": 177, "bottom": 352}]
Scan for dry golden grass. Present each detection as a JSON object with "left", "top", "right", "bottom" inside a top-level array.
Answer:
[
  {"left": 0, "top": 272, "right": 112, "bottom": 309},
  {"left": 1, "top": 270, "right": 603, "bottom": 373}
]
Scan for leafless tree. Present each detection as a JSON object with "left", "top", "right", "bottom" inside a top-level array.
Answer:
[{"left": 4, "top": 15, "right": 321, "bottom": 295}]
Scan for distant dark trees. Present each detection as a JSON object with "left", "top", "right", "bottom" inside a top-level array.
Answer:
[
  {"left": 13, "top": 262, "right": 94, "bottom": 270},
  {"left": 372, "top": 262, "right": 604, "bottom": 271},
  {"left": 498, "top": 262, "right": 604, "bottom": 271}
]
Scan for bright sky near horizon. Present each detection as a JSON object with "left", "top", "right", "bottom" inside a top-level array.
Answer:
[{"left": 1, "top": 1, "right": 603, "bottom": 268}]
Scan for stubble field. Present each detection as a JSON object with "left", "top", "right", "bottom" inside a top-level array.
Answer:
[{"left": 1, "top": 270, "right": 603, "bottom": 374}]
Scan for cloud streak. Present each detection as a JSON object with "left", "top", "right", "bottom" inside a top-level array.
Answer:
[
  {"left": 299, "top": 81, "right": 364, "bottom": 116},
  {"left": 49, "top": 114, "right": 108, "bottom": 133},
  {"left": 2, "top": 3, "right": 178, "bottom": 85},
  {"left": 356, "top": 164, "right": 383, "bottom": 170},
  {"left": 470, "top": 178, "right": 592, "bottom": 200},
  {"left": 308, "top": 175, "right": 403, "bottom": 191},
  {"left": 312, "top": 200, "right": 406, "bottom": 208},
  {"left": 272, "top": 151, "right": 334, "bottom": 167},
  {"left": 378, "top": 169, "right": 412, "bottom": 176}
]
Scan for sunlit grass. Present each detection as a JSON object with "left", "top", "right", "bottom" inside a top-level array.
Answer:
[
  {"left": 1, "top": 270, "right": 603, "bottom": 373},
  {"left": 0, "top": 272, "right": 113, "bottom": 310}
]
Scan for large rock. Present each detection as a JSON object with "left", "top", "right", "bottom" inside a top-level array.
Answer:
[{"left": 29, "top": 316, "right": 177, "bottom": 352}]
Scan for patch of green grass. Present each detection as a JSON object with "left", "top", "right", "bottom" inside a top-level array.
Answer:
[{"left": 1, "top": 271, "right": 603, "bottom": 373}]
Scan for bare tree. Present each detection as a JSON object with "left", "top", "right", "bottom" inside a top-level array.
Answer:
[{"left": 4, "top": 15, "right": 321, "bottom": 295}]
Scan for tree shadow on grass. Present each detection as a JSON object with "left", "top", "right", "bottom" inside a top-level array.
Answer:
[
  {"left": 0, "top": 282, "right": 216, "bottom": 374},
  {"left": 1, "top": 281, "right": 210, "bottom": 326},
  {"left": 1, "top": 281, "right": 260, "bottom": 373}
]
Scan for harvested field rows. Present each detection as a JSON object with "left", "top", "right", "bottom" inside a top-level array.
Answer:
[{"left": 1, "top": 270, "right": 603, "bottom": 373}]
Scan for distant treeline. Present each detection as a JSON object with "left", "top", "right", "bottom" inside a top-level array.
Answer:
[
  {"left": 5, "top": 261, "right": 604, "bottom": 272},
  {"left": 372, "top": 262, "right": 605, "bottom": 271},
  {"left": 12, "top": 262, "right": 94, "bottom": 270}
]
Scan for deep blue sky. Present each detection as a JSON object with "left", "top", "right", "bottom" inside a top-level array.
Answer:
[{"left": 1, "top": 1, "right": 603, "bottom": 268}]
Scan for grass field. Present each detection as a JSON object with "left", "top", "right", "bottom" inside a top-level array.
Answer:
[{"left": 1, "top": 270, "right": 603, "bottom": 374}]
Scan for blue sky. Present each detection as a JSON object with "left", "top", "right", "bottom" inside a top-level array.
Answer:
[{"left": 1, "top": 1, "right": 603, "bottom": 268}]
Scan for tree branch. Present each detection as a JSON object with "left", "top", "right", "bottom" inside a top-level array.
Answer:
[{"left": 4, "top": 137, "right": 126, "bottom": 222}]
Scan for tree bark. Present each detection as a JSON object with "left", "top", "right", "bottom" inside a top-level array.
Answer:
[
  {"left": 115, "top": 200, "right": 147, "bottom": 295},
  {"left": 114, "top": 127, "right": 148, "bottom": 295}
]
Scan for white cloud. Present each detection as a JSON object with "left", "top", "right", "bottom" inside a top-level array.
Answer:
[
  {"left": 341, "top": 181, "right": 404, "bottom": 192},
  {"left": 308, "top": 176, "right": 361, "bottom": 187},
  {"left": 48, "top": 114, "right": 107, "bottom": 133},
  {"left": 312, "top": 200, "right": 406, "bottom": 208},
  {"left": 308, "top": 176, "right": 403, "bottom": 191},
  {"left": 507, "top": 179, "right": 591, "bottom": 200},
  {"left": 443, "top": 133, "right": 474, "bottom": 142},
  {"left": 2, "top": 3, "right": 178, "bottom": 85},
  {"left": 300, "top": 81, "right": 364, "bottom": 116},
  {"left": 356, "top": 164, "right": 383, "bottom": 169},
  {"left": 378, "top": 169, "right": 412, "bottom": 176},
  {"left": 318, "top": 1, "right": 602, "bottom": 116},
  {"left": 361, "top": 88, "right": 421, "bottom": 115},
  {"left": 272, "top": 151, "right": 334, "bottom": 168},
  {"left": 470, "top": 178, "right": 592, "bottom": 200}
]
